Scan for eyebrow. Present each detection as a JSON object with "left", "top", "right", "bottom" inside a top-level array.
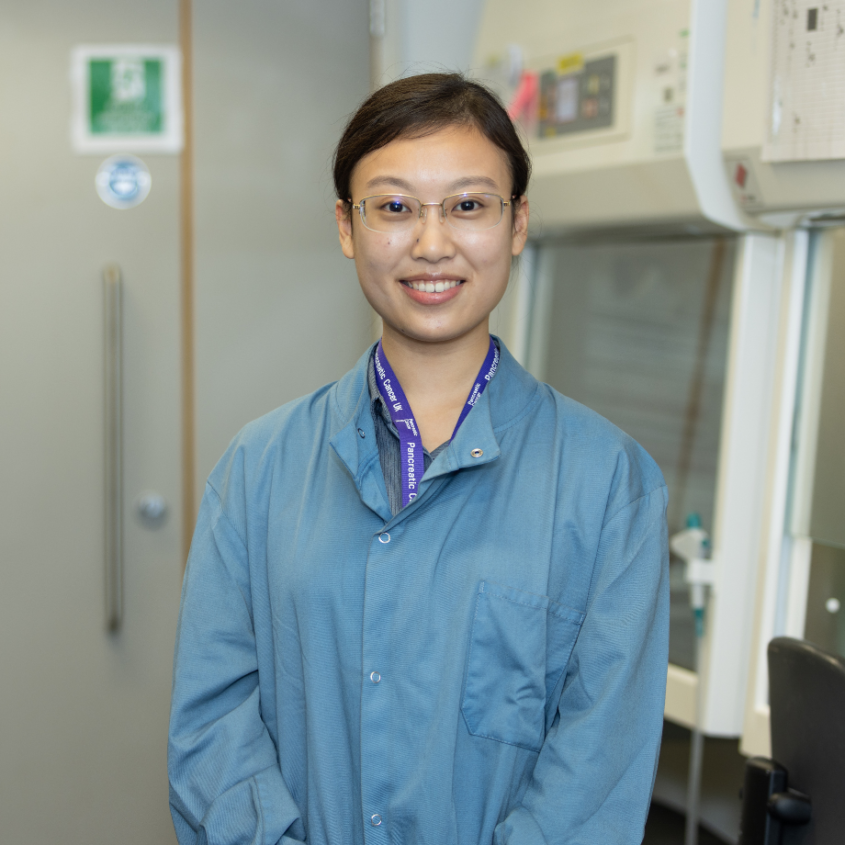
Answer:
[{"left": 363, "top": 175, "right": 503, "bottom": 194}]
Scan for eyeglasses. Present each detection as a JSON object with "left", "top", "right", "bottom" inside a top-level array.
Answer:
[{"left": 352, "top": 193, "right": 512, "bottom": 233}]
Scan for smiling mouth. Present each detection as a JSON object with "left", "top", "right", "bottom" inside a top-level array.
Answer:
[{"left": 401, "top": 280, "right": 464, "bottom": 293}]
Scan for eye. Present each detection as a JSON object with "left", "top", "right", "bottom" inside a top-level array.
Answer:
[
  {"left": 450, "top": 195, "right": 491, "bottom": 215},
  {"left": 381, "top": 199, "right": 411, "bottom": 214},
  {"left": 457, "top": 199, "right": 481, "bottom": 212}
]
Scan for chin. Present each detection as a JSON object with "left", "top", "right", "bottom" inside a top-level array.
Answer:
[{"left": 393, "top": 318, "right": 487, "bottom": 346}]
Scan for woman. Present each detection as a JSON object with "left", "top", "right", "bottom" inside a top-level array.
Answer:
[{"left": 168, "top": 73, "right": 669, "bottom": 845}]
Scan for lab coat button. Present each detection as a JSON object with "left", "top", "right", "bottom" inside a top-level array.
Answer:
[
  {"left": 378, "top": 533, "right": 390, "bottom": 544},
  {"left": 370, "top": 671, "right": 381, "bottom": 684},
  {"left": 471, "top": 448, "right": 483, "bottom": 458},
  {"left": 357, "top": 428, "right": 366, "bottom": 438},
  {"left": 371, "top": 814, "right": 382, "bottom": 826}
]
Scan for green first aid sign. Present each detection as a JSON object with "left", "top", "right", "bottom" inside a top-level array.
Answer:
[
  {"left": 89, "top": 58, "right": 163, "bottom": 135},
  {"left": 72, "top": 45, "right": 183, "bottom": 153}
]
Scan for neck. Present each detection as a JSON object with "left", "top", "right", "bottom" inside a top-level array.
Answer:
[
  {"left": 380, "top": 322, "right": 491, "bottom": 398},
  {"left": 380, "top": 323, "right": 492, "bottom": 451}
]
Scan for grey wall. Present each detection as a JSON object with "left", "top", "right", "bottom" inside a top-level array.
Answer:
[
  {"left": 399, "top": 0, "right": 487, "bottom": 76},
  {"left": 0, "top": 3, "right": 373, "bottom": 842},
  {"left": 193, "top": 0, "right": 373, "bottom": 491},
  {"left": 374, "top": 0, "right": 487, "bottom": 84}
]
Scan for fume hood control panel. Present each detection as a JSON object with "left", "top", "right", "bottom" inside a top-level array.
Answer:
[{"left": 537, "top": 52, "right": 617, "bottom": 140}]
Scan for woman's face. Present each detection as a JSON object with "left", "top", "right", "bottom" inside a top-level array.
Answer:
[{"left": 335, "top": 125, "right": 529, "bottom": 348}]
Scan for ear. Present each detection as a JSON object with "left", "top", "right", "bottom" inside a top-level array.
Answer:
[
  {"left": 510, "top": 196, "right": 530, "bottom": 257},
  {"left": 336, "top": 200, "right": 355, "bottom": 259}
]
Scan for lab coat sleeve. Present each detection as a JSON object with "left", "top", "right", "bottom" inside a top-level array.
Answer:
[
  {"left": 168, "top": 484, "right": 305, "bottom": 845},
  {"left": 494, "top": 485, "right": 670, "bottom": 845}
]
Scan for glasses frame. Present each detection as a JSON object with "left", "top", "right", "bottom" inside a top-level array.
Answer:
[{"left": 350, "top": 192, "right": 514, "bottom": 233}]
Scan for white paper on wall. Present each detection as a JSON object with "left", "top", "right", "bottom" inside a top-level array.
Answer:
[{"left": 764, "top": 0, "right": 845, "bottom": 162}]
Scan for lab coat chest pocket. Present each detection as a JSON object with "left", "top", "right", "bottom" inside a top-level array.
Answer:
[{"left": 461, "top": 581, "right": 585, "bottom": 752}]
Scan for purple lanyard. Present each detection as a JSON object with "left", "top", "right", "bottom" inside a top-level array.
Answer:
[{"left": 374, "top": 337, "right": 499, "bottom": 508}]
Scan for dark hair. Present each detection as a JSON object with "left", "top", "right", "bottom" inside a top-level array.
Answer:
[{"left": 333, "top": 73, "right": 531, "bottom": 212}]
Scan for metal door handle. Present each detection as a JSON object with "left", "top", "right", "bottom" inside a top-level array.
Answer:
[{"left": 103, "top": 264, "right": 123, "bottom": 632}]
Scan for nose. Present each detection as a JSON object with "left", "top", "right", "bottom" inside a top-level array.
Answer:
[{"left": 411, "top": 203, "right": 456, "bottom": 262}]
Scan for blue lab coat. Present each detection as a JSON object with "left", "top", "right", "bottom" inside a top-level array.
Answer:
[{"left": 168, "top": 339, "right": 669, "bottom": 845}]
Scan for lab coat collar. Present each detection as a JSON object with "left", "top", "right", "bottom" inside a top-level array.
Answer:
[{"left": 329, "top": 336, "right": 540, "bottom": 514}]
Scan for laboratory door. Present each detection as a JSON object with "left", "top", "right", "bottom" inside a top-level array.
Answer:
[
  {"left": 0, "top": 2, "right": 370, "bottom": 844},
  {"left": 0, "top": 3, "right": 184, "bottom": 844}
]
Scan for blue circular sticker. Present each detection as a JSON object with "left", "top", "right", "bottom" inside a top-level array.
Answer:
[{"left": 95, "top": 155, "right": 151, "bottom": 209}]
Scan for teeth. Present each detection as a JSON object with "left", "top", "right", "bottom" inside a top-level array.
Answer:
[{"left": 406, "top": 280, "right": 461, "bottom": 292}]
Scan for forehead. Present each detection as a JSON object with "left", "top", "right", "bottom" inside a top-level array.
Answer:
[{"left": 350, "top": 125, "right": 512, "bottom": 196}]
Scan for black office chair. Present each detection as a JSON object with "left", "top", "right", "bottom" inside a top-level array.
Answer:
[{"left": 738, "top": 637, "right": 845, "bottom": 845}]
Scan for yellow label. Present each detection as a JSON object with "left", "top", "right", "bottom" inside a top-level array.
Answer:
[{"left": 557, "top": 53, "right": 584, "bottom": 75}]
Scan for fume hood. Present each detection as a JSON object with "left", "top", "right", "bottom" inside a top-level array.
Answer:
[{"left": 475, "top": 0, "right": 787, "bottom": 747}]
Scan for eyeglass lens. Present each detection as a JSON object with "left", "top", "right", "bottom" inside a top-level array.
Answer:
[{"left": 360, "top": 193, "right": 504, "bottom": 233}]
